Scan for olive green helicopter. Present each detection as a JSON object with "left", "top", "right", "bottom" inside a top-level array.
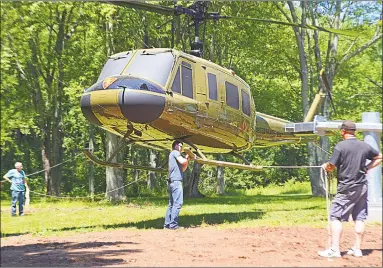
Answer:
[{"left": 81, "top": 1, "right": 357, "bottom": 173}]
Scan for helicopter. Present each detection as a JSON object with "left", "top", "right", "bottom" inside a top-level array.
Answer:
[{"left": 80, "top": 1, "right": 357, "bottom": 172}]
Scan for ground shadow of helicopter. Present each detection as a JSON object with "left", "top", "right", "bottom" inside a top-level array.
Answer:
[{"left": 80, "top": 1, "right": 357, "bottom": 172}]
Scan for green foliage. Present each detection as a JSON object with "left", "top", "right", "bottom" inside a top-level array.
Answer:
[{"left": 0, "top": 1, "right": 381, "bottom": 198}]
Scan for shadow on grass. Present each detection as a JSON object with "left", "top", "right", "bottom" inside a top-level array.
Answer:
[
  {"left": 1, "top": 210, "right": 265, "bottom": 237},
  {"left": 125, "top": 194, "right": 318, "bottom": 207},
  {"left": 0, "top": 241, "right": 140, "bottom": 267},
  {"left": 23, "top": 211, "right": 266, "bottom": 235},
  {"left": 2, "top": 204, "right": 323, "bottom": 237}
]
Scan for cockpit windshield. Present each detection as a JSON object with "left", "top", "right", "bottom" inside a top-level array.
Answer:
[
  {"left": 123, "top": 51, "right": 174, "bottom": 87},
  {"left": 97, "top": 52, "right": 133, "bottom": 82}
]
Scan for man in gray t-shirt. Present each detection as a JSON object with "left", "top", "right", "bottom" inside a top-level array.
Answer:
[
  {"left": 164, "top": 140, "right": 192, "bottom": 230},
  {"left": 318, "top": 121, "right": 382, "bottom": 258}
]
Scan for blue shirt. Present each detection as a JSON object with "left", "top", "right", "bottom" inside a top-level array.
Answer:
[
  {"left": 168, "top": 150, "right": 183, "bottom": 182},
  {"left": 4, "top": 169, "right": 25, "bottom": 192}
]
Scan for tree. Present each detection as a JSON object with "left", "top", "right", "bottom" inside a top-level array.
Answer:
[
  {"left": 216, "top": 155, "right": 225, "bottom": 195},
  {"left": 184, "top": 162, "right": 205, "bottom": 198},
  {"left": 277, "top": 0, "right": 382, "bottom": 196}
]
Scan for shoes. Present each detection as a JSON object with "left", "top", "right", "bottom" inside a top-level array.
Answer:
[
  {"left": 19, "top": 213, "right": 24, "bottom": 216},
  {"left": 346, "top": 248, "right": 363, "bottom": 257},
  {"left": 318, "top": 248, "right": 341, "bottom": 258},
  {"left": 169, "top": 226, "right": 185, "bottom": 230},
  {"left": 11, "top": 214, "right": 16, "bottom": 217}
]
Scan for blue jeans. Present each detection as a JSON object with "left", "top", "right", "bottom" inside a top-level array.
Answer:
[
  {"left": 11, "top": 190, "right": 24, "bottom": 216},
  {"left": 164, "top": 181, "right": 183, "bottom": 229}
]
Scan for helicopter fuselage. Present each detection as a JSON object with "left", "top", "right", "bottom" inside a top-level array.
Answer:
[{"left": 81, "top": 48, "right": 312, "bottom": 154}]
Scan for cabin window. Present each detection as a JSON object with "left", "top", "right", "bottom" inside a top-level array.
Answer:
[
  {"left": 225, "top": 81, "right": 239, "bottom": 109},
  {"left": 97, "top": 53, "right": 133, "bottom": 82},
  {"left": 124, "top": 51, "right": 174, "bottom": 86},
  {"left": 207, "top": 73, "right": 218, "bottom": 101},
  {"left": 181, "top": 63, "right": 193, "bottom": 98},
  {"left": 171, "top": 68, "right": 181, "bottom": 93},
  {"left": 241, "top": 90, "right": 251, "bottom": 116},
  {"left": 182, "top": 61, "right": 192, "bottom": 68}
]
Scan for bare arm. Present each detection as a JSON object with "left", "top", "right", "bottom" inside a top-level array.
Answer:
[
  {"left": 321, "top": 162, "right": 336, "bottom": 172},
  {"left": 176, "top": 154, "right": 190, "bottom": 172},
  {"left": 3, "top": 175, "right": 12, "bottom": 183},
  {"left": 367, "top": 153, "right": 383, "bottom": 171}
]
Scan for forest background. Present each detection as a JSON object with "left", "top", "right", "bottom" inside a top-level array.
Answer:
[{"left": 1, "top": 1, "right": 382, "bottom": 201}]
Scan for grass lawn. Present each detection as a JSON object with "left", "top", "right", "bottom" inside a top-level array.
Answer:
[{"left": 1, "top": 181, "right": 379, "bottom": 238}]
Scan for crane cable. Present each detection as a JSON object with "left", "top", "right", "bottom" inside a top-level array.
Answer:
[{"left": 320, "top": 167, "right": 332, "bottom": 248}]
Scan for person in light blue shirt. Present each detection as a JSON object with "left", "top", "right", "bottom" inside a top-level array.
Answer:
[
  {"left": 164, "top": 141, "right": 192, "bottom": 230},
  {"left": 3, "top": 162, "right": 26, "bottom": 216}
]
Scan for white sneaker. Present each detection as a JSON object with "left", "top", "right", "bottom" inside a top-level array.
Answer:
[
  {"left": 318, "top": 248, "right": 341, "bottom": 258},
  {"left": 346, "top": 248, "right": 363, "bottom": 257}
]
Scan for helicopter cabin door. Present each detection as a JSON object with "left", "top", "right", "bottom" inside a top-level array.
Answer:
[{"left": 166, "top": 57, "right": 198, "bottom": 132}]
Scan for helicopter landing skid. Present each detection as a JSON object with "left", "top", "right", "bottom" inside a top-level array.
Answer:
[
  {"left": 184, "top": 149, "right": 263, "bottom": 172},
  {"left": 83, "top": 149, "right": 167, "bottom": 173}
]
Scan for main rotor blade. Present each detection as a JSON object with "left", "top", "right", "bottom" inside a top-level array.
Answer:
[
  {"left": 107, "top": 1, "right": 176, "bottom": 15},
  {"left": 214, "top": 15, "right": 359, "bottom": 37}
]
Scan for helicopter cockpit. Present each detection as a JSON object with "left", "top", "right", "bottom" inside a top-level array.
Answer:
[{"left": 85, "top": 49, "right": 175, "bottom": 93}]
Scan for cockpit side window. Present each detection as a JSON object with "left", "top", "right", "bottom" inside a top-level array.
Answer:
[
  {"left": 170, "top": 61, "right": 194, "bottom": 99},
  {"left": 171, "top": 67, "right": 181, "bottom": 94},
  {"left": 181, "top": 63, "right": 193, "bottom": 99}
]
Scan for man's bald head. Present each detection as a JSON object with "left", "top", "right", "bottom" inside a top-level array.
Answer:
[{"left": 15, "top": 162, "right": 23, "bottom": 171}]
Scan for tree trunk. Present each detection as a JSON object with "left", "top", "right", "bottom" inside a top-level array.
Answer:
[
  {"left": 42, "top": 145, "right": 53, "bottom": 195},
  {"left": 307, "top": 142, "right": 326, "bottom": 196},
  {"left": 287, "top": 2, "right": 325, "bottom": 196},
  {"left": 184, "top": 162, "right": 205, "bottom": 198},
  {"left": 50, "top": 8, "right": 69, "bottom": 197},
  {"left": 130, "top": 144, "right": 139, "bottom": 196},
  {"left": 88, "top": 125, "right": 95, "bottom": 198},
  {"left": 105, "top": 132, "right": 126, "bottom": 201},
  {"left": 147, "top": 149, "right": 157, "bottom": 191},
  {"left": 104, "top": 19, "right": 125, "bottom": 202},
  {"left": 216, "top": 155, "right": 225, "bottom": 195}
]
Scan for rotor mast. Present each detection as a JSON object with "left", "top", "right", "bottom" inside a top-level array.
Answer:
[{"left": 188, "top": 1, "right": 207, "bottom": 57}]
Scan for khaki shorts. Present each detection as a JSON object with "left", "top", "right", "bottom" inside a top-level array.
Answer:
[{"left": 330, "top": 184, "right": 368, "bottom": 222}]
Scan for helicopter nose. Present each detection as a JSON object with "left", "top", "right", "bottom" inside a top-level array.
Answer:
[{"left": 118, "top": 90, "right": 165, "bottom": 124}]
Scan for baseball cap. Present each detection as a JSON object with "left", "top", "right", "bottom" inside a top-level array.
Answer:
[{"left": 341, "top": 120, "right": 356, "bottom": 131}]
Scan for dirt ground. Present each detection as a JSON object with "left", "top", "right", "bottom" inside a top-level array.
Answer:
[{"left": 1, "top": 226, "right": 382, "bottom": 267}]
